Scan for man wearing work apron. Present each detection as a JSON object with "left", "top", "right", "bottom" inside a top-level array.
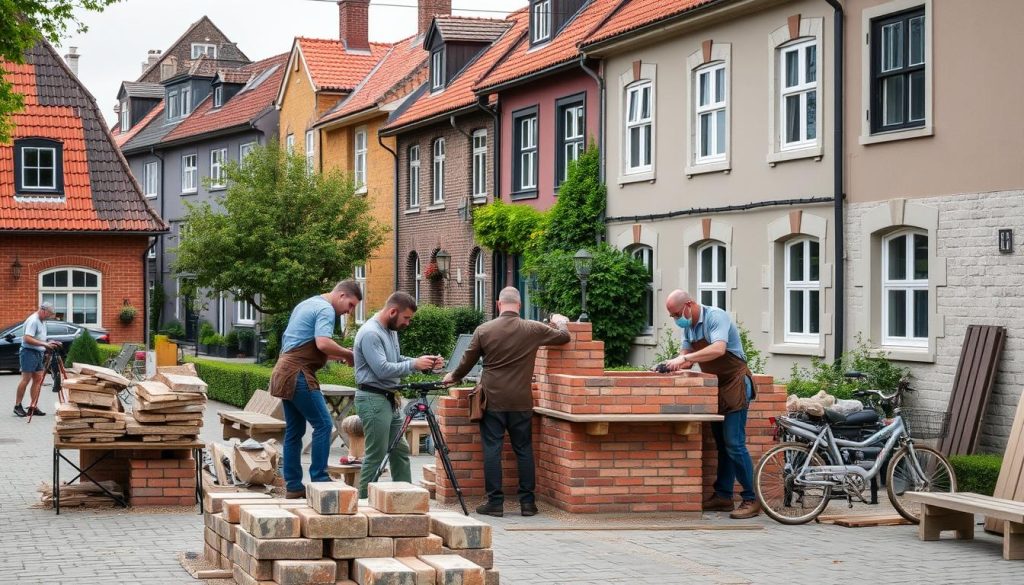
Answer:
[{"left": 659, "top": 289, "right": 760, "bottom": 519}]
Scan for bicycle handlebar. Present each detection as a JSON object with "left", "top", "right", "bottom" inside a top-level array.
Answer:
[{"left": 395, "top": 381, "right": 447, "bottom": 392}]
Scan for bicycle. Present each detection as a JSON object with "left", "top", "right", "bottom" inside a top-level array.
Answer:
[{"left": 756, "top": 381, "right": 956, "bottom": 525}]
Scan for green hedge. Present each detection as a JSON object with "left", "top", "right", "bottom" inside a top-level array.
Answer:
[
  {"left": 185, "top": 357, "right": 357, "bottom": 408},
  {"left": 949, "top": 454, "right": 1001, "bottom": 496},
  {"left": 96, "top": 343, "right": 123, "bottom": 365},
  {"left": 65, "top": 333, "right": 101, "bottom": 367},
  {"left": 400, "top": 304, "right": 456, "bottom": 358}
]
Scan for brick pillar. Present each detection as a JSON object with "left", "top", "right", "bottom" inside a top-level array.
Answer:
[
  {"left": 418, "top": 0, "right": 452, "bottom": 36},
  {"left": 535, "top": 322, "right": 604, "bottom": 378},
  {"left": 338, "top": 0, "right": 370, "bottom": 51},
  {"left": 128, "top": 449, "right": 196, "bottom": 506}
]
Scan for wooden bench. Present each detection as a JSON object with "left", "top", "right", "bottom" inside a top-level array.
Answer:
[
  {"left": 533, "top": 407, "right": 722, "bottom": 436},
  {"left": 219, "top": 389, "right": 286, "bottom": 443},
  {"left": 405, "top": 419, "right": 430, "bottom": 455},
  {"left": 907, "top": 491, "right": 1024, "bottom": 560},
  {"left": 327, "top": 463, "right": 361, "bottom": 487}
]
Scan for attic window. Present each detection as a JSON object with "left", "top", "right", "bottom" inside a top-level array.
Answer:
[
  {"left": 14, "top": 139, "right": 64, "bottom": 196},
  {"left": 531, "top": 0, "right": 552, "bottom": 44},
  {"left": 119, "top": 100, "right": 130, "bottom": 132},
  {"left": 214, "top": 86, "right": 223, "bottom": 108},
  {"left": 431, "top": 48, "right": 445, "bottom": 91},
  {"left": 191, "top": 43, "right": 217, "bottom": 59}
]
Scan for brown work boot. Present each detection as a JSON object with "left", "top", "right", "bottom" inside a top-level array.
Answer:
[
  {"left": 729, "top": 499, "right": 761, "bottom": 519},
  {"left": 285, "top": 489, "right": 306, "bottom": 499},
  {"left": 702, "top": 494, "right": 735, "bottom": 512}
]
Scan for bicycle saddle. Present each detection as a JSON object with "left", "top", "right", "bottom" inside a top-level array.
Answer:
[{"left": 824, "top": 408, "right": 879, "bottom": 426}]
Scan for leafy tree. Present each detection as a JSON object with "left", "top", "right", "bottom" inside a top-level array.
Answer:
[
  {"left": 65, "top": 329, "right": 101, "bottom": 367},
  {"left": 399, "top": 304, "right": 456, "bottom": 358},
  {"left": 472, "top": 200, "right": 546, "bottom": 256},
  {"left": 172, "top": 142, "right": 386, "bottom": 316},
  {"left": 537, "top": 144, "right": 605, "bottom": 253},
  {"left": 0, "top": 0, "right": 121, "bottom": 142}
]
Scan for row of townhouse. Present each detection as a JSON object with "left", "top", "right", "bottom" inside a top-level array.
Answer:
[{"left": 112, "top": 1, "right": 1022, "bottom": 448}]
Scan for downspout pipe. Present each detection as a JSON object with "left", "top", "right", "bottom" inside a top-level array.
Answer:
[
  {"left": 149, "top": 146, "right": 166, "bottom": 351},
  {"left": 378, "top": 132, "right": 400, "bottom": 290},
  {"left": 142, "top": 238, "right": 157, "bottom": 351},
  {"left": 578, "top": 53, "right": 605, "bottom": 184},
  {"left": 825, "top": 0, "right": 845, "bottom": 362},
  {"left": 475, "top": 96, "right": 501, "bottom": 202}
]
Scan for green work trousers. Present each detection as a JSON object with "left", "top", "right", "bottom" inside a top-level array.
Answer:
[{"left": 356, "top": 392, "right": 411, "bottom": 498}]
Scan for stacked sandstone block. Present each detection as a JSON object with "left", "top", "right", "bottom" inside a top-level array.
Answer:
[{"left": 202, "top": 481, "right": 499, "bottom": 584}]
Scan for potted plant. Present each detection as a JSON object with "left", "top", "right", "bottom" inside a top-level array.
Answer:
[
  {"left": 119, "top": 301, "right": 138, "bottom": 324},
  {"left": 424, "top": 261, "right": 444, "bottom": 283}
]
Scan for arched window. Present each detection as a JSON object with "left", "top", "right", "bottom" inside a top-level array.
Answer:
[
  {"left": 696, "top": 242, "right": 727, "bottom": 310},
  {"left": 410, "top": 253, "right": 422, "bottom": 302},
  {"left": 784, "top": 238, "right": 820, "bottom": 343},
  {"left": 40, "top": 267, "right": 101, "bottom": 326},
  {"left": 628, "top": 245, "right": 654, "bottom": 332},
  {"left": 472, "top": 250, "right": 486, "bottom": 313},
  {"left": 882, "top": 229, "right": 928, "bottom": 347}
]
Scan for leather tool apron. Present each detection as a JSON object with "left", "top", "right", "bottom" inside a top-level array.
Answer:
[
  {"left": 268, "top": 340, "right": 328, "bottom": 400},
  {"left": 690, "top": 338, "right": 755, "bottom": 414}
]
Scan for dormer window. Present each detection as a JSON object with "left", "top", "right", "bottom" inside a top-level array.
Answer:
[
  {"left": 531, "top": 0, "right": 552, "bottom": 44},
  {"left": 119, "top": 100, "right": 129, "bottom": 132},
  {"left": 180, "top": 86, "right": 192, "bottom": 116},
  {"left": 213, "top": 86, "right": 223, "bottom": 108},
  {"left": 168, "top": 90, "right": 179, "bottom": 119},
  {"left": 191, "top": 43, "right": 217, "bottom": 59},
  {"left": 431, "top": 48, "right": 445, "bottom": 91},
  {"left": 14, "top": 139, "right": 63, "bottom": 196}
]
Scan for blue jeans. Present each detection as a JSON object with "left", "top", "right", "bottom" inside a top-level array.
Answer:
[
  {"left": 281, "top": 373, "right": 333, "bottom": 492},
  {"left": 711, "top": 379, "right": 756, "bottom": 501}
]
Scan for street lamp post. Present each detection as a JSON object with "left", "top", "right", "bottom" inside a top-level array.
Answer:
[
  {"left": 435, "top": 249, "right": 452, "bottom": 279},
  {"left": 573, "top": 249, "right": 594, "bottom": 322}
]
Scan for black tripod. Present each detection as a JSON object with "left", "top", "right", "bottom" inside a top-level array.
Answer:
[{"left": 370, "top": 382, "right": 468, "bottom": 515}]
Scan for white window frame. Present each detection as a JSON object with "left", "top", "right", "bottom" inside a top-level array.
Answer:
[
  {"left": 286, "top": 134, "right": 295, "bottom": 154},
  {"left": 783, "top": 238, "right": 821, "bottom": 344},
  {"left": 305, "top": 130, "right": 315, "bottom": 174},
  {"left": 181, "top": 154, "right": 197, "bottom": 193},
  {"left": 431, "top": 49, "right": 445, "bottom": 91},
  {"left": 881, "top": 229, "right": 929, "bottom": 348},
  {"left": 697, "top": 242, "right": 728, "bottom": 310},
  {"left": 472, "top": 130, "right": 487, "bottom": 201},
  {"left": 561, "top": 103, "right": 585, "bottom": 183},
  {"left": 629, "top": 245, "right": 655, "bottom": 334},
  {"left": 354, "top": 127, "right": 367, "bottom": 193},
  {"left": 209, "top": 148, "right": 227, "bottom": 189},
  {"left": 21, "top": 146, "right": 57, "bottom": 190},
  {"left": 532, "top": 0, "right": 552, "bottom": 44},
  {"left": 432, "top": 138, "right": 445, "bottom": 204},
  {"left": 779, "top": 39, "right": 818, "bottom": 151},
  {"left": 148, "top": 242, "right": 157, "bottom": 260},
  {"left": 217, "top": 293, "right": 226, "bottom": 335},
  {"left": 408, "top": 145, "right": 420, "bottom": 208},
  {"left": 213, "top": 86, "right": 223, "bottom": 108},
  {"left": 120, "top": 100, "right": 129, "bottom": 132},
  {"left": 235, "top": 296, "right": 257, "bottom": 326},
  {"left": 695, "top": 62, "right": 727, "bottom": 164},
  {"left": 625, "top": 81, "right": 653, "bottom": 175},
  {"left": 191, "top": 43, "right": 217, "bottom": 59},
  {"left": 354, "top": 265, "right": 367, "bottom": 324},
  {"left": 144, "top": 161, "right": 159, "bottom": 199},
  {"left": 167, "top": 90, "right": 179, "bottom": 119},
  {"left": 413, "top": 254, "right": 422, "bottom": 302},
  {"left": 239, "top": 141, "right": 257, "bottom": 161},
  {"left": 180, "top": 86, "right": 192, "bottom": 116},
  {"left": 517, "top": 114, "right": 537, "bottom": 191},
  {"left": 39, "top": 267, "right": 102, "bottom": 328},
  {"left": 473, "top": 252, "right": 486, "bottom": 312}
]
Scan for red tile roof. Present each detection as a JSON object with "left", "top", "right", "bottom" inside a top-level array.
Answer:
[
  {"left": 316, "top": 34, "right": 429, "bottom": 127},
  {"left": 113, "top": 102, "right": 164, "bottom": 148},
  {"left": 475, "top": 0, "right": 620, "bottom": 92},
  {"left": 296, "top": 37, "right": 391, "bottom": 92},
  {"left": 162, "top": 53, "right": 288, "bottom": 143},
  {"left": 582, "top": 0, "right": 718, "bottom": 47},
  {"left": 1, "top": 43, "right": 166, "bottom": 233},
  {"left": 385, "top": 13, "right": 522, "bottom": 132}
]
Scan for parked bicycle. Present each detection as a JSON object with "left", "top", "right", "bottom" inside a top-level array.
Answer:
[{"left": 756, "top": 374, "right": 956, "bottom": 525}]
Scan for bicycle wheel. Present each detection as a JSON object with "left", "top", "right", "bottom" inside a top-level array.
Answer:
[
  {"left": 755, "top": 442, "right": 831, "bottom": 525},
  {"left": 886, "top": 444, "right": 957, "bottom": 523}
]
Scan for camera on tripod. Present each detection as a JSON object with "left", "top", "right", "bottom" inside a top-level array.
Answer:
[{"left": 654, "top": 362, "right": 671, "bottom": 373}]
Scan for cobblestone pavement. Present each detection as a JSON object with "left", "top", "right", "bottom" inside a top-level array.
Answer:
[{"left": 2, "top": 373, "right": 1023, "bottom": 584}]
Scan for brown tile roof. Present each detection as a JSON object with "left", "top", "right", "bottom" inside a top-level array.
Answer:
[
  {"left": 296, "top": 37, "right": 391, "bottom": 92},
  {"left": 582, "top": 0, "right": 719, "bottom": 48},
  {"left": 433, "top": 16, "right": 512, "bottom": 43},
  {"left": 316, "top": 34, "right": 429, "bottom": 127},
  {"left": 216, "top": 69, "right": 252, "bottom": 84},
  {"left": 137, "top": 16, "right": 250, "bottom": 82},
  {"left": 475, "top": 0, "right": 619, "bottom": 92},
  {"left": 162, "top": 53, "right": 288, "bottom": 143},
  {"left": 385, "top": 13, "right": 522, "bottom": 132},
  {"left": 1, "top": 42, "right": 166, "bottom": 233}
]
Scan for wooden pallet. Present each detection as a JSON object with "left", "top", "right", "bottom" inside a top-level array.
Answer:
[
  {"left": 986, "top": 389, "right": 1024, "bottom": 535},
  {"left": 938, "top": 325, "right": 1006, "bottom": 456}
]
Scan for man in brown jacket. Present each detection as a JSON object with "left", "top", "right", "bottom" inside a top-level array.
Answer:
[{"left": 443, "top": 287, "right": 571, "bottom": 517}]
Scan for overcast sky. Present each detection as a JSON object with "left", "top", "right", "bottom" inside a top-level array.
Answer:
[{"left": 54, "top": 0, "right": 526, "bottom": 122}]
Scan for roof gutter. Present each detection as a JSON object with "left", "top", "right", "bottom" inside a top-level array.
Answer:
[
  {"left": 824, "top": 0, "right": 846, "bottom": 362},
  {"left": 313, "top": 104, "right": 381, "bottom": 131},
  {"left": 377, "top": 131, "right": 401, "bottom": 291},
  {"left": 581, "top": 0, "right": 735, "bottom": 56}
]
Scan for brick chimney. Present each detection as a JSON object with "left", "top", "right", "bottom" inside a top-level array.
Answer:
[
  {"left": 419, "top": 0, "right": 452, "bottom": 37},
  {"left": 141, "top": 49, "right": 161, "bottom": 74},
  {"left": 338, "top": 0, "right": 370, "bottom": 52},
  {"left": 63, "top": 46, "right": 80, "bottom": 77}
]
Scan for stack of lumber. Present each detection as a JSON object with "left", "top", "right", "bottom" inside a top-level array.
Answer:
[
  {"left": 53, "top": 364, "right": 130, "bottom": 443},
  {"left": 127, "top": 371, "right": 208, "bottom": 443},
  {"left": 35, "top": 480, "right": 124, "bottom": 509}
]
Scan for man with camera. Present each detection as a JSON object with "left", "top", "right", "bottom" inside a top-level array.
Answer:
[
  {"left": 353, "top": 292, "right": 442, "bottom": 498},
  {"left": 13, "top": 302, "right": 61, "bottom": 418},
  {"left": 444, "top": 287, "right": 571, "bottom": 517}
]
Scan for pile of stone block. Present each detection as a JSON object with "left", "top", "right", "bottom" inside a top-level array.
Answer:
[{"left": 202, "top": 481, "right": 499, "bottom": 584}]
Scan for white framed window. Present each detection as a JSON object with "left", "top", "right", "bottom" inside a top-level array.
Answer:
[
  {"left": 119, "top": 100, "right": 129, "bottom": 132},
  {"left": 784, "top": 238, "right": 821, "bottom": 343},
  {"left": 40, "top": 268, "right": 101, "bottom": 327},
  {"left": 472, "top": 130, "right": 487, "bottom": 200},
  {"left": 779, "top": 39, "right": 817, "bottom": 151},
  {"left": 697, "top": 242, "right": 728, "bottom": 310},
  {"left": 217, "top": 293, "right": 226, "bottom": 335},
  {"left": 167, "top": 91, "right": 179, "bottom": 119},
  {"left": 881, "top": 230, "right": 928, "bottom": 348},
  {"left": 354, "top": 265, "right": 367, "bottom": 324},
  {"left": 21, "top": 146, "right": 57, "bottom": 190},
  {"left": 532, "top": 0, "right": 552, "bottom": 44},
  {"left": 514, "top": 112, "right": 538, "bottom": 192},
  {"left": 305, "top": 130, "right": 315, "bottom": 174},
  {"left": 432, "top": 138, "right": 445, "bottom": 204},
  {"left": 629, "top": 245, "right": 655, "bottom": 333},
  {"left": 559, "top": 101, "right": 585, "bottom": 185},
  {"left": 625, "top": 81, "right": 653, "bottom": 174},
  {"left": 408, "top": 145, "right": 420, "bottom": 208},
  {"left": 236, "top": 297, "right": 257, "bottom": 326},
  {"left": 412, "top": 254, "right": 422, "bottom": 302},
  {"left": 695, "top": 63, "right": 727, "bottom": 164},
  {"left": 181, "top": 154, "right": 197, "bottom": 193},
  {"left": 180, "top": 86, "right": 192, "bottom": 116},
  {"left": 354, "top": 127, "right": 367, "bottom": 193},
  {"left": 239, "top": 141, "right": 256, "bottom": 161},
  {"left": 213, "top": 86, "right": 223, "bottom": 108},
  {"left": 144, "top": 161, "right": 159, "bottom": 198},
  {"left": 148, "top": 242, "right": 157, "bottom": 259},
  {"left": 286, "top": 134, "right": 295, "bottom": 154},
  {"left": 210, "top": 148, "right": 227, "bottom": 189},
  {"left": 191, "top": 43, "right": 217, "bottom": 59},
  {"left": 431, "top": 49, "right": 445, "bottom": 91},
  {"left": 473, "top": 251, "right": 486, "bottom": 312}
]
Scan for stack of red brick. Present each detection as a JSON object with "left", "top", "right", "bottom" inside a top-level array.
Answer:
[
  {"left": 202, "top": 481, "right": 499, "bottom": 584},
  {"left": 129, "top": 450, "right": 198, "bottom": 506}
]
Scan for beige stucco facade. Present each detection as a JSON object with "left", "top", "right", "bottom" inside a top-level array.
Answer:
[{"left": 595, "top": 0, "right": 837, "bottom": 379}]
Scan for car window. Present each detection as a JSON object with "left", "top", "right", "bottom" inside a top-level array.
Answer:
[
  {"left": 7, "top": 325, "right": 25, "bottom": 337},
  {"left": 47, "top": 322, "right": 73, "bottom": 336}
]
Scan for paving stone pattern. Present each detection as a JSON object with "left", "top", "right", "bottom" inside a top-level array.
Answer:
[{"left": 3, "top": 374, "right": 1024, "bottom": 584}]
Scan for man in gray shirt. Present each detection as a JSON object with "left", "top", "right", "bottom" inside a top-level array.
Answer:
[{"left": 353, "top": 292, "right": 440, "bottom": 497}]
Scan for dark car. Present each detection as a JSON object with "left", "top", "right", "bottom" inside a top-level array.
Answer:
[{"left": 0, "top": 320, "right": 109, "bottom": 372}]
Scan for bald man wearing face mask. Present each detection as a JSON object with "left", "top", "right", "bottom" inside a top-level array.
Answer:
[{"left": 658, "top": 289, "right": 759, "bottom": 519}]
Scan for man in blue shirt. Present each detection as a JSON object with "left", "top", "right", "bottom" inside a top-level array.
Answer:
[
  {"left": 660, "top": 289, "right": 759, "bottom": 519},
  {"left": 14, "top": 302, "right": 60, "bottom": 417},
  {"left": 269, "top": 280, "right": 360, "bottom": 499}
]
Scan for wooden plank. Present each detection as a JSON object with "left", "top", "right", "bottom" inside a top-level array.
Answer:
[
  {"left": 989, "top": 390, "right": 1024, "bottom": 533},
  {"left": 954, "top": 327, "right": 997, "bottom": 454},
  {"left": 74, "top": 363, "right": 131, "bottom": 387},
  {"left": 906, "top": 491, "right": 1024, "bottom": 523},
  {"left": 533, "top": 407, "right": 722, "bottom": 423},
  {"left": 818, "top": 514, "right": 912, "bottom": 527},
  {"left": 504, "top": 524, "right": 762, "bottom": 532},
  {"left": 939, "top": 325, "right": 1006, "bottom": 457},
  {"left": 211, "top": 442, "right": 230, "bottom": 486},
  {"left": 970, "top": 327, "right": 1006, "bottom": 453}
]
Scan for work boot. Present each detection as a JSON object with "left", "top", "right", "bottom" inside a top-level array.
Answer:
[
  {"left": 13, "top": 404, "right": 27, "bottom": 418},
  {"left": 285, "top": 489, "right": 306, "bottom": 499},
  {"left": 730, "top": 499, "right": 761, "bottom": 519},
  {"left": 702, "top": 494, "right": 735, "bottom": 512},
  {"left": 521, "top": 502, "right": 538, "bottom": 517},
  {"left": 475, "top": 501, "right": 504, "bottom": 518},
  {"left": 28, "top": 406, "right": 45, "bottom": 416}
]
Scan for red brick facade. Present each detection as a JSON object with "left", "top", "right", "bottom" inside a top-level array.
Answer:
[
  {"left": 78, "top": 448, "right": 196, "bottom": 506},
  {"left": 0, "top": 234, "right": 149, "bottom": 343},
  {"left": 432, "top": 323, "right": 785, "bottom": 513}
]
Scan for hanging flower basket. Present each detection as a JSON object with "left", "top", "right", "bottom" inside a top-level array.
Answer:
[
  {"left": 119, "top": 304, "right": 137, "bottom": 324},
  {"left": 424, "top": 261, "right": 444, "bottom": 283}
]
